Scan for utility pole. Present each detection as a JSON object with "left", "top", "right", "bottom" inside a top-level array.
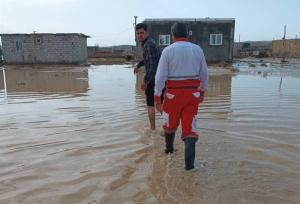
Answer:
[
  {"left": 134, "top": 16, "right": 138, "bottom": 60},
  {"left": 282, "top": 25, "right": 287, "bottom": 62},
  {"left": 283, "top": 25, "right": 286, "bottom": 40},
  {"left": 238, "top": 34, "right": 241, "bottom": 57}
]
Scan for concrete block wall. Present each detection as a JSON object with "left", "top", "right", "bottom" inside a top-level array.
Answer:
[
  {"left": 143, "top": 19, "right": 235, "bottom": 62},
  {"left": 1, "top": 34, "right": 88, "bottom": 64},
  {"left": 1, "top": 35, "right": 27, "bottom": 63}
]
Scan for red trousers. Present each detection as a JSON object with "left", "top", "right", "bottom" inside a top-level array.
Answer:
[{"left": 162, "top": 80, "right": 202, "bottom": 139}]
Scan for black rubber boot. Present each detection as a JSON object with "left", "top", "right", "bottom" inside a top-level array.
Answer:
[
  {"left": 165, "top": 132, "right": 175, "bottom": 154},
  {"left": 184, "top": 138, "right": 197, "bottom": 170}
]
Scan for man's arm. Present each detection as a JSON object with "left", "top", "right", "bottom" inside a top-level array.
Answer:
[
  {"left": 199, "top": 51, "right": 208, "bottom": 92},
  {"left": 143, "top": 43, "right": 159, "bottom": 84},
  {"left": 198, "top": 51, "right": 208, "bottom": 103}
]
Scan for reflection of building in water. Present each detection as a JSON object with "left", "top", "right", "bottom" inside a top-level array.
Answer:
[
  {"left": 207, "top": 75, "right": 232, "bottom": 97},
  {"left": 0, "top": 67, "right": 89, "bottom": 94},
  {"left": 202, "top": 74, "right": 232, "bottom": 119},
  {"left": 135, "top": 71, "right": 233, "bottom": 119}
]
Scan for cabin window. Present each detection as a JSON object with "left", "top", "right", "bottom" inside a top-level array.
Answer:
[
  {"left": 209, "top": 34, "right": 223, "bottom": 46},
  {"left": 159, "top": 35, "right": 170, "bottom": 45}
]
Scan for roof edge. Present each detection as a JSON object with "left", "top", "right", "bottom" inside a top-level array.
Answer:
[
  {"left": 143, "top": 18, "right": 235, "bottom": 22},
  {"left": 0, "top": 33, "right": 90, "bottom": 38}
]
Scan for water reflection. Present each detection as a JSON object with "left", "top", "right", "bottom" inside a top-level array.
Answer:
[
  {"left": 0, "top": 65, "right": 146, "bottom": 204},
  {"left": 1, "top": 65, "right": 300, "bottom": 204},
  {"left": 135, "top": 71, "right": 232, "bottom": 97},
  {"left": 135, "top": 71, "right": 233, "bottom": 120},
  {"left": 0, "top": 67, "right": 89, "bottom": 94},
  {"left": 207, "top": 75, "right": 232, "bottom": 97}
]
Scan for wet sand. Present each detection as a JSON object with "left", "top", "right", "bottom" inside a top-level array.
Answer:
[{"left": 0, "top": 64, "right": 299, "bottom": 204}]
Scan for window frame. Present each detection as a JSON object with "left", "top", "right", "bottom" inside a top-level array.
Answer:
[
  {"left": 159, "top": 34, "right": 171, "bottom": 46},
  {"left": 209, "top": 34, "right": 223, "bottom": 46}
]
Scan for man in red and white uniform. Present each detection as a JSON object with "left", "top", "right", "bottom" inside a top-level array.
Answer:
[{"left": 154, "top": 23, "right": 208, "bottom": 170}]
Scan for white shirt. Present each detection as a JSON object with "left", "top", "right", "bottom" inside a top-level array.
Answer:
[{"left": 154, "top": 41, "right": 209, "bottom": 96}]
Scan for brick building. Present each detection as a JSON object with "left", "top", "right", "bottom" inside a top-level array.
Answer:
[{"left": 0, "top": 33, "right": 90, "bottom": 64}]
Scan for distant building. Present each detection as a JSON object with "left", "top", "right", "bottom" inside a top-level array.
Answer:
[
  {"left": 87, "top": 45, "right": 135, "bottom": 58},
  {"left": 272, "top": 39, "right": 300, "bottom": 58},
  {"left": 234, "top": 41, "right": 272, "bottom": 58},
  {"left": 0, "top": 33, "right": 90, "bottom": 64},
  {"left": 87, "top": 46, "right": 102, "bottom": 57},
  {"left": 111, "top": 45, "right": 135, "bottom": 54},
  {"left": 142, "top": 18, "right": 235, "bottom": 62}
]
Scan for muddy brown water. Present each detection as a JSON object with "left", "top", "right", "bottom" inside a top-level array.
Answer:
[{"left": 0, "top": 65, "right": 299, "bottom": 204}]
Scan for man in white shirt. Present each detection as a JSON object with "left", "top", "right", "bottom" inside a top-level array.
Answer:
[{"left": 154, "top": 23, "right": 208, "bottom": 170}]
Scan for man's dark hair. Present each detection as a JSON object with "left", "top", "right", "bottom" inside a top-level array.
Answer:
[
  {"left": 171, "top": 22, "right": 188, "bottom": 38},
  {"left": 135, "top": 23, "right": 148, "bottom": 31}
]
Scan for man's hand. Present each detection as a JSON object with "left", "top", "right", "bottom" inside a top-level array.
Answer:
[
  {"left": 141, "top": 81, "right": 147, "bottom": 91},
  {"left": 155, "top": 102, "right": 163, "bottom": 114},
  {"left": 133, "top": 67, "right": 139, "bottom": 75},
  {"left": 197, "top": 87, "right": 205, "bottom": 104}
]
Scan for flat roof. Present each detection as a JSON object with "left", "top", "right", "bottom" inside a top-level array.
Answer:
[
  {"left": 144, "top": 18, "right": 235, "bottom": 23},
  {"left": 272, "top": 38, "right": 300, "bottom": 42},
  {"left": 0, "top": 33, "right": 90, "bottom": 38}
]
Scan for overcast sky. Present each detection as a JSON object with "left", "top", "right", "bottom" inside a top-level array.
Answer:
[{"left": 0, "top": 0, "right": 299, "bottom": 46}]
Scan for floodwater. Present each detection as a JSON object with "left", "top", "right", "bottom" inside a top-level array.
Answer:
[{"left": 0, "top": 63, "right": 299, "bottom": 204}]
